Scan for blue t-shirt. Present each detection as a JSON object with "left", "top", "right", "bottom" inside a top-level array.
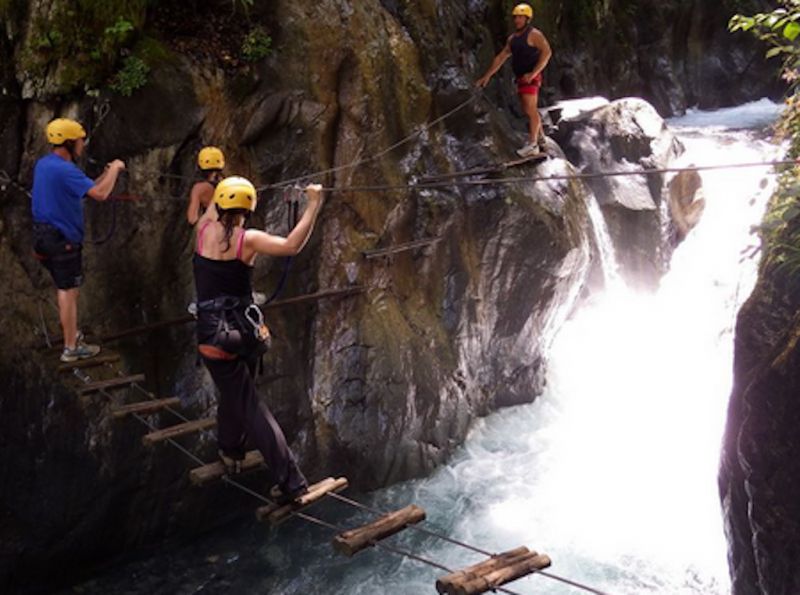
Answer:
[{"left": 31, "top": 153, "right": 95, "bottom": 243}]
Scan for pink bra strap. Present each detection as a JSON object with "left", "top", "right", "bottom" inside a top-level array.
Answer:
[
  {"left": 197, "top": 220, "right": 212, "bottom": 256},
  {"left": 236, "top": 229, "right": 246, "bottom": 261}
]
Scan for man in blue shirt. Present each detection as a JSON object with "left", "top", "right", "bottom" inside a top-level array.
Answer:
[{"left": 32, "top": 118, "right": 126, "bottom": 363}]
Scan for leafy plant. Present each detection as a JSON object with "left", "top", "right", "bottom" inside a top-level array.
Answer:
[
  {"left": 241, "top": 26, "right": 272, "bottom": 62},
  {"left": 109, "top": 55, "right": 149, "bottom": 96},
  {"left": 104, "top": 17, "right": 135, "bottom": 41},
  {"left": 731, "top": 1, "right": 800, "bottom": 282},
  {"left": 23, "top": 1, "right": 148, "bottom": 94}
]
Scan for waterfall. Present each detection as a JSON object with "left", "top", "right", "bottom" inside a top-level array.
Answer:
[
  {"left": 585, "top": 189, "right": 621, "bottom": 286},
  {"left": 324, "top": 99, "right": 784, "bottom": 594}
]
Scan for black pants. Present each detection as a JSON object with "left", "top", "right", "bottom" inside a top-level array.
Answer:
[{"left": 203, "top": 356, "right": 307, "bottom": 493}]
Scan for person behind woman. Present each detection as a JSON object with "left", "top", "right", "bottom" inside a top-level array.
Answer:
[
  {"left": 186, "top": 146, "right": 225, "bottom": 225},
  {"left": 194, "top": 176, "right": 324, "bottom": 502}
]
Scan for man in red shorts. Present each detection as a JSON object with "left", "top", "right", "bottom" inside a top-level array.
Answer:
[{"left": 476, "top": 3, "right": 552, "bottom": 158}]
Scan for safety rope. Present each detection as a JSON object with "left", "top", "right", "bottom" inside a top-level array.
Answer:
[
  {"left": 0, "top": 168, "right": 32, "bottom": 198},
  {"left": 85, "top": 198, "right": 119, "bottom": 246},
  {"left": 82, "top": 100, "right": 111, "bottom": 152},
  {"left": 115, "top": 370, "right": 610, "bottom": 595},
  {"left": 81, "top": 158, "right": 800, "bottom": 205},
  {"left": 257, "top": 91, "right": 483, "bottom": 192},
  {"left": 264, "top": 189, "right": 301, "bottom": 305},
  {"left": 314, "top": 158, "right": 800, "bottom": 194}
]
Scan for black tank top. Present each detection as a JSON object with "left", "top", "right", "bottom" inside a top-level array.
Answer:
[
  {"left": 193, "top": 224, "right": 253, "bottom": 302},
  {"left": 193, "top": 254, "right": 253, "bottom": 302},
  {"left": 510, "top": 27, "right": 541, "bottom": 78}
]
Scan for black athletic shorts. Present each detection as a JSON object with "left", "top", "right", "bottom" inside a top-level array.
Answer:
[{"left": 33, "top": 223, "right": 83, "bottom": 290}]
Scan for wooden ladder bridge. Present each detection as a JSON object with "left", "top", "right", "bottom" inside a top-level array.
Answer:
[{"left": 53, "top": 337, "right": 604, "bottom": 595}]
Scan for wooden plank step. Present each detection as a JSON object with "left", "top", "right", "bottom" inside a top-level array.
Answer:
[
  {"left": 452, "top": 553, "right": 551, "bottom": 595},
  {"left": 189, "top": 450, "right": 265, "bottom": 486},
  {"left": 142, "top": 418, "right": 216, "bottom": 446},
  {"left": 58, "top": 353, "right": 120, "bottom": 373},
  {"left": 255, "top": 477, "right": 348, "bottom": 525},
  {"left": 436, "top": 547, "right": 531, "bottom": 594},
  {"left": 111, "top": 397, "right": 181, "bottom": 419},
  {"left": 436, "top": 547, "right": 551, "bottom": 595},
  {"left": 333, "top": 504, "right": 426, "bottom": 556},
  {"left": 78, "top": 373, "right": 146, "bottom": 395}
]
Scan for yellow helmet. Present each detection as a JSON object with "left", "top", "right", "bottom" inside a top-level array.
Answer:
[
  {"left": 512, "top": 3, "right": 534, "bottom": 19},
  {"left": 46, "top": 118, "right": 86, "bottom": 145},
  {"left": 214, "top": 176, "right": 257, "bottom": 212},
  {"left": 198, "top": 146, "right": 225, "bottom": 171}
]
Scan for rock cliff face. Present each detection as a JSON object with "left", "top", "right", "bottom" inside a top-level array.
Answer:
[
  {"left": 720, "top": 202, "right": 800, "bottom": 595},
  {"left": 0, "top": 0, "right": 772, "bottom": 591}
]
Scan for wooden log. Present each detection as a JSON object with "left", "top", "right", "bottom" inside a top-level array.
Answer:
[
  {"left": 58, "top": 353, "right": 120, "bottom": 373},
  {"left": 189, "top": 450, "right": 265, "bottom": 486},
  {"left": 111, "top": 397, "right": 181, "bottom": 419},
  {"left": 255, "top": 477, "right": 348, "bottom": 525},
  {"left": 453, "top": 553, "right": 552, "bottom": 595},
  {"left": 142, "top": 418, "right": 216, "bottom": 446},
  {"left": 78, "top": 373, "right": 146, "bottom": 395},
  {"left": 435, "top": 547, "right": 531, "bottom": 594},
  {"left": 333, "top": 504, "right": 427, "bottom": 556}
]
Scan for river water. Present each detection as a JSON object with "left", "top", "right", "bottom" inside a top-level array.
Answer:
[{"left": 74, "top": 99, "right": 782, "bottom": 595}]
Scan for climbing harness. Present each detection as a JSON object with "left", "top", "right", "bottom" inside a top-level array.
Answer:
[{"left": 196, "top": 296, "right": 268, "bottom": 359}]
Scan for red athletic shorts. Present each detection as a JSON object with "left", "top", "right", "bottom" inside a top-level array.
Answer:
[{"left": 517, "top": 73, "right": 543, "bottom": 95}]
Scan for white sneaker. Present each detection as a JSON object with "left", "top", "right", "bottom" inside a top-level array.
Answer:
[
  {"left": 252, "top": 291, "right": 267, "bottom": 306},
  {"left": 61, "top": 343, "right": 101, "bottom": 363},
  {"left": 516, "top": 143, "right": 540, "bottom": 158}
]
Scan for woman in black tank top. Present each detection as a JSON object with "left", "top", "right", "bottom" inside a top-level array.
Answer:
[{"left": 194, "top": 176, "right": 324, "bottom": 503}]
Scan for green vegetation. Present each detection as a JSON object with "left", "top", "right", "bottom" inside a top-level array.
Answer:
[
  {"left": 731, "top": 1, "right": 800, "bottom": 281},
  {"left": 109, "top": 55, "right": 149, "bottom": 96},
  {"left": 18, "top": 1, "right": 275, "bottom": 94},
  {"left": 241, "top": 26, "right": 272, "bottom": 62},
  {"left": 22, "top": 0, "right": 149, "bottom": 94}
]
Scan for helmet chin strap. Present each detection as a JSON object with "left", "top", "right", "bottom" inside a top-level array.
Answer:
[{"left": 63, "top": 140, "right": 79, "bottom": 163}]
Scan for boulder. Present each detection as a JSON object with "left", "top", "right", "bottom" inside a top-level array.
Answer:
[{"left": 554, "top": 97, "right": 684, "bottom": 289}]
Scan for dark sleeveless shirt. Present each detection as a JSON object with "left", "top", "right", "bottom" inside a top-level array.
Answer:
[
  {"left": 510, "top": 26, "right": 541, "bottom": 78},
  {"left": 193, "top": 254, "right": 253, "bottom": 302}
]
